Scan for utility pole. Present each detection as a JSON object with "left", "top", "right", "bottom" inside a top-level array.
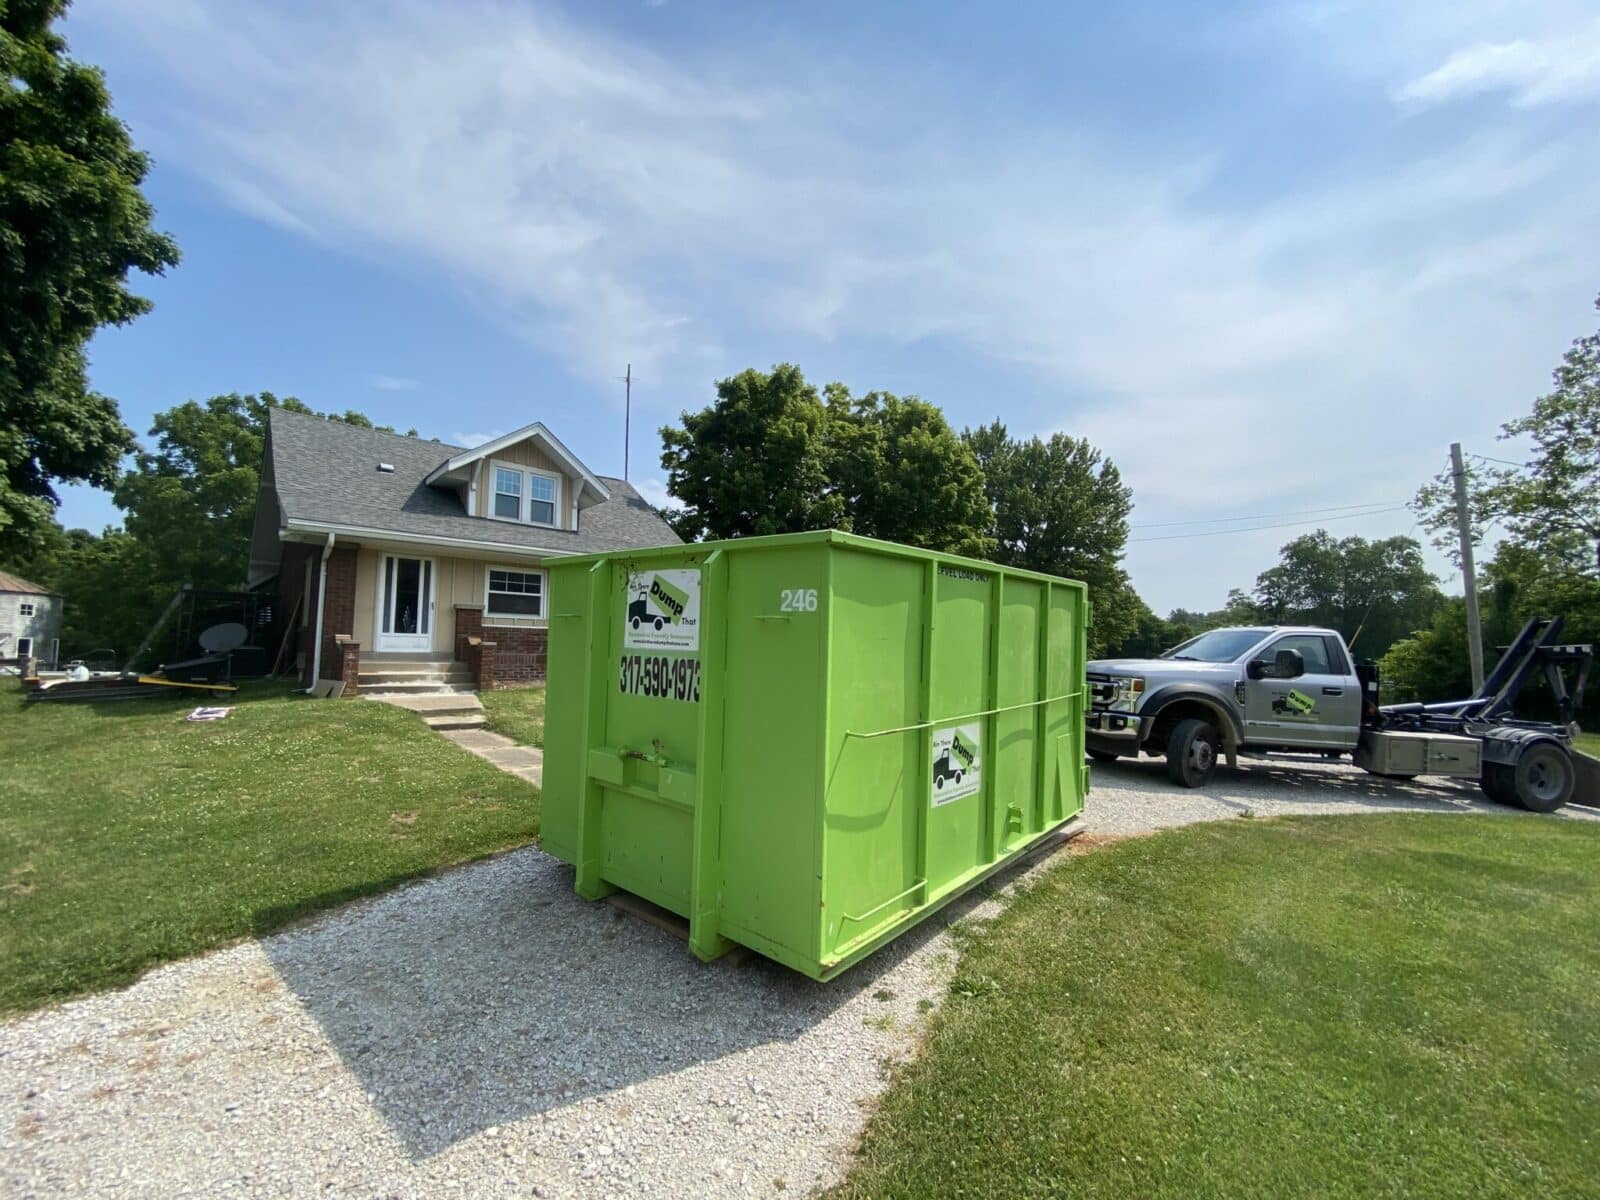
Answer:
[
  {"left": 623, "top": 363, "right": 632, "bottom": 481},
  {"left": 1450, "top": 442, "right": 1485, "bottom": 692}
]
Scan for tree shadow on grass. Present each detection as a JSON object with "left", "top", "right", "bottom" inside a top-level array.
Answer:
[{"left": 261, "top": 839, "right": 1062, "bottom": 1161}]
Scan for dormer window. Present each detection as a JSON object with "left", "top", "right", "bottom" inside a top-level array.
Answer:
[
  {"left": 493, "top": 467, "right": 522, "bottom": 519},
  {"left": 528, "top": 473, "right": 556, "bottom": 525},
  {"left": 491, "top": 462, "right": 562, "bottom": 528}
]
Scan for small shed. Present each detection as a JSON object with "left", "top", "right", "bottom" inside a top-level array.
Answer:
[{"left": 0, "top": 570, "right": 62, "bottom": 668}]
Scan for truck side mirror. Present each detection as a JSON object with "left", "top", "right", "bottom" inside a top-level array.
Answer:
[
  {"left": 1273, "top": 648, "right": 1305, "bottom": 679},
  {"left": 1247, "top": 658, "right": 1267, "bottom": 680}
]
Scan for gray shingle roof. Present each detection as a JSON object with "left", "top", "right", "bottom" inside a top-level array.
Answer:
[{"left": 265, "top": 406, "right": 681, "bottom": 555}]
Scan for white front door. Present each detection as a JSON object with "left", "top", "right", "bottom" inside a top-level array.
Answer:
[{"left": 377, "top": 555, "right": 435, "bottom": 652}]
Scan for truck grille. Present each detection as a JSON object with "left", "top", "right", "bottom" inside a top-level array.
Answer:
[{"left": 1086, "top": 672, "right": 1118, "bottom": 711}]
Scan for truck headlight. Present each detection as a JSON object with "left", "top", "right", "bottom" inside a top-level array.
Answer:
[{"left": 1113, "top": 676, "right": 1145, "bottom": 706}]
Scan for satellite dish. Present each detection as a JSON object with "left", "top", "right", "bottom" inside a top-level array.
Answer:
[{"left": 199, "top": 622, "right": 248, "bottom": 654}]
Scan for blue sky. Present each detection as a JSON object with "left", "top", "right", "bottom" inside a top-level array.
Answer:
[{"left": 56, "top": 0, "right": 1600, "bottom": 613}]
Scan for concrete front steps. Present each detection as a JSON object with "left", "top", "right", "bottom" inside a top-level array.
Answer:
[
  {"left": 365, "top": 691, "right": 486, "bottom": 732},
  {"left": 358, "top": 656, "right": 476, "bottom": 698}
]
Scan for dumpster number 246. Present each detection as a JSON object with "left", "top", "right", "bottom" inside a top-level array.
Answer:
[{"left": 780, "top": 588, "right": 819, "bottom": 612}]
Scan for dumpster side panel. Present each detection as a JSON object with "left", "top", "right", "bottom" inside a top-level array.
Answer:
[
  {"left": 993, "top": 576, "right": 1044, "bottom": 854},
  {"left": 540, "top": 560, "right": 592, "bottom": 865},
  {"left": 1046, "top": 583, "right": 1089, "bottom": 825},
  {"left": 716, "top": 543, "right": 827, "bottom": 968},
  {"left": 820, "top": 547, "right": 926, "bottom": 962},
  {"left": 595, "top": 554, "right": 706, "bottom": 914},
  {"left": 925, "top": 566, "right": 993, "bottom": 898}
]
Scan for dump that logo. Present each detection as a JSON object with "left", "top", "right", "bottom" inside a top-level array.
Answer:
[
  {"left": 1272, "top": 688, "right": 1318, "bottom": 717},
  {"left": 931, "top": 723, "right": 982, "bottom": 806},
  {"left": 624, "top": 568, "right": 701, "bottom": 652}
]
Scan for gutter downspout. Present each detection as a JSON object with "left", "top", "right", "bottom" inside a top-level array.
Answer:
[{"left": 306, "top": 532, "right": 336, "bottom": 693}]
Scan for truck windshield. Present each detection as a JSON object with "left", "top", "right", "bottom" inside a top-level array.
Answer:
[{"left": 1161, "top": 628, "right": 1271, "bottom": 663}]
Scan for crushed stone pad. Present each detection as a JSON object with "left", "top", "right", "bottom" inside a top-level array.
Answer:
[
  {"left": 1086, "top": 753, "right": 1600, "bottom": 836},
  {"left": 5, "top": 761, "right": 1588, "bottom": 1198},
  {"left": 0, "top": 846, "right": 1042, "bottom": 1199}
]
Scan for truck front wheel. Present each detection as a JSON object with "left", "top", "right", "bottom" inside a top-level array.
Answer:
[{"left": 1165, "top": 718, "right": 1220, "bottom": 788}]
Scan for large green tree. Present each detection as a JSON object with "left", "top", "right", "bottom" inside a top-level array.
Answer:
[
  {"left": 1382, "top": 541, "right": 1600, "bottom": 718},
  {"left": 2, "top": 394, "right": 393, "bottom": 660},
  {"left": 964, "top": 422, "right": 1136, "bottom": 653},
  {"left": 0, "top": 1, "right": 180, "bottom": 558},
  {"left": 660, "top": 364, "right": 846, "bottom": 541},
  {"left": 1251, "top": 531, "right": 1442, "bottom": 660},
  {"left": 831, "top": 388, "right": 992, "bottom": 557},
  {"left": 113, "top": 393, "right": 310, "bottom": 593}
]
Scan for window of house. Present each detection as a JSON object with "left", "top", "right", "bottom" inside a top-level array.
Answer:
[
  {"left": 528, "top": 474, "right": 557, "bottom": 525},
  {"left": 493, "top": 467, "right": 523, "bottom": 519},
  {"left": 486, "top": 568, "right": 545, "bottom": 618},
  {"left": 19, "top": 602, "right": 34, "bottom": 617},
  {"left": 489, "top": 463, "right": 561, "bottom": 527}
]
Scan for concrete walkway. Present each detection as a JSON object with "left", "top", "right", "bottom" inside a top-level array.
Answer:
[
  {"left": 441, "top": 726, "right": 544, "bottom": 787},
  {"left": 367, "top": 693, "right": 543, "bottom": 787}
]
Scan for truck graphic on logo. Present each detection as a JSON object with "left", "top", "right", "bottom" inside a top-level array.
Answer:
[
  {"left": 931, "top": 724, "right": 982, "bottom": 805},
  {"left": 629, "top": 575, "right": 688, "bottom": 631},
  {"left": 934, "top": 732, "right": 976, "bottom": 791},
  {"left": 1272, "top": 688, "right": 1317, "bottom": 717}
]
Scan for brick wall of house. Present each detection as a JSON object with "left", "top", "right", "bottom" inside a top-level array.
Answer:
[
  {"left": 454, "top": 605, "right": 483, "bottom": 661},
  {"left": 486, "top": 625, "right": 548, "bottom": 686},
  {"left": 453, "top": 604, "right": 545, "bottom": 687},
  {"left": 321, "top": 634, "right": 360, "bottom": 694},
  {"left": 295, "top": 543, "right": 360, "bottom": 688}
]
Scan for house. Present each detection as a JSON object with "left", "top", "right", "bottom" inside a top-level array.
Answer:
[
  {"left": 247, "top": 407, "right": 680, "bottom": 693},
  {"left": 0, "top": 570, "right": 62, "bottom": 669}
]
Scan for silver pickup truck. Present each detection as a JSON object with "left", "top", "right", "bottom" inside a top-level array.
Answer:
[{"left": 1086, "top": 620, "right": 1592, "bottom": 812}]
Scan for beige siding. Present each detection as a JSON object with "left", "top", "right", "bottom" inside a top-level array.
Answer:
[
  {"left": 473, "top": 438, "right": 580, "bottom": 528},
  {"left": 353, "top": 550, "right": 378, "bottom": 648},
  {"left": 356, "top": 548, "right": 548, "bottom": 654}
]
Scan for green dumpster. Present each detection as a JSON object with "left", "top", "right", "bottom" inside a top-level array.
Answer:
[{"left": 542, "top": 530, "right": 1090, "bottom": 980}]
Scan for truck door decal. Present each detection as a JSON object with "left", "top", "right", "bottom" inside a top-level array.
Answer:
[{"left": 1272, "top": 688, "right": 1318, "bottom": 717}]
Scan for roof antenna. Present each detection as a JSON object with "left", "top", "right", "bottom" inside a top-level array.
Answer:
[{"left": 623, "top": 363, "right": 632, "bottom": 481}]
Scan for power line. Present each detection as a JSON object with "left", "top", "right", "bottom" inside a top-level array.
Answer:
[
  {"left": 1129, "top": 506, "right": 1411, "bottom": 544},
  {"left": 1132, "top": 500, "right": 1404, "bottom": 530},
  {"left": 1469, "top": 452, "right": 1525, "bottom": 469}
]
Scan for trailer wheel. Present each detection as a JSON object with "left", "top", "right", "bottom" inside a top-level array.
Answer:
[
  {"left": 1165, "top": 718, "right": 1219, "bottom": 788},
  {"left": 1509, "top": 742, "right": 1574, "bottom": 812}
]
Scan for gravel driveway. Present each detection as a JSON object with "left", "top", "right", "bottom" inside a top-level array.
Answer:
[{"left": 4, "top": 758, "right": 1592, "bottom": 1199}]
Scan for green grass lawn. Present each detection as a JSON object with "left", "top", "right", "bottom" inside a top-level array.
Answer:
[
  {"left": 836, "top": 815, "right": 1600, "bottom": 1200},
  {"left": 1575, "top": 730, "right": 1599, "bottom": 758},
  {"left": 0, "top": 680, "right": 539, "bottom": 1015},
  {"left": 479, "top": 683, "right": 547, "bottom": 747}
]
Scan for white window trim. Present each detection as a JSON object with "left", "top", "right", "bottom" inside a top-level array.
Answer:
[
  {"left": 483, "top": 563, "right": 549, "bottom": 624},
  {"left": 19, "top": 602, "right": 35, "bottom": 617},
  {"left": 486, "top": 459, "right": 564, "bottom": 530}
]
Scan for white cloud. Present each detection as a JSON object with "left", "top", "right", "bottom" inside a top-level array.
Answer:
[
  {"left": 72, "top": 0, "right": 1600, "bottom": 611},
  {"left": 1397, "top": 20, "right": 1600, "bottom": 107},
  {"left": 629, "top": 477, "right": 672, "bottom": 509},
  {"left": 449, "top": 430, "right": 504, "bottom": 449},
  {"left": 370, "top": 373, "right": 420, "bottom": 391}
]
